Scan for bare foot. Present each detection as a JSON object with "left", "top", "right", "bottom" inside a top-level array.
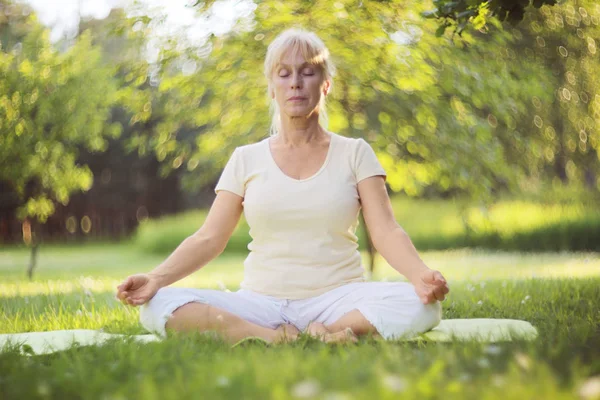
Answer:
[
  {"left": 273, "top": 323, "right": 300, "bottom": 344},
  {"left": 305, "top": 321, "right": 358, "bottom": 344}
]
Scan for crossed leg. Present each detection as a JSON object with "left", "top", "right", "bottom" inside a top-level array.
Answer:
[
  {"left": 325, "top": 309, "right": 381, "bottom": 337},
  {"left": 164, "top": 302, "right": 299, "bottom": 344}
]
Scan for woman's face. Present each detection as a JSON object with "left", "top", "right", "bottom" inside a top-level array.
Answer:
[{"left": 271, "top": 49, "right": 330, "bottom": 120}]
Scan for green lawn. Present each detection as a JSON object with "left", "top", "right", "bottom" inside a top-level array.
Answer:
[{"left": 1, "top": 243, "right": 599, "bottom": 399}]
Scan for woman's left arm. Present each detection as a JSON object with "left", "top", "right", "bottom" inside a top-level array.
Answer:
[{"left": 357, "top": 176, "right": 449, "bottom": 303}]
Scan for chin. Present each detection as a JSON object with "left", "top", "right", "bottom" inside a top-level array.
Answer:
[{"left": 283, "top": 105, "right": 317, "bottom": 118}]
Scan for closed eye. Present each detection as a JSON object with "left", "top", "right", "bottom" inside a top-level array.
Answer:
[{"left": 277, "top": 68, "right": 315, "bottom": 77}]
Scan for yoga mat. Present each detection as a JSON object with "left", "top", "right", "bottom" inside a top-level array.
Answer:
[
  {"left": 0, "top": 319, "right": 537, "bottom": 356},
  {"left": 0, "top": 330, "right": 162, "bottom": 356},
  {"left": 405, "top": 319, "right": 539, "bottom": 342}
]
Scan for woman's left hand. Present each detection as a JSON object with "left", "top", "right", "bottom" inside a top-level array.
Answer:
[{"left": 413, "top": 268, "right": 450, "bottom": 305}]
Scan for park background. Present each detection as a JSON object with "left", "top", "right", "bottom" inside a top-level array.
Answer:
[{"left": 1, "top": 0, "right": 599, "bottom": 399}]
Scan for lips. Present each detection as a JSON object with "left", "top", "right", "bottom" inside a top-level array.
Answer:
[{"left": 288, "top": 96, "right": 306, "bottom": 101}]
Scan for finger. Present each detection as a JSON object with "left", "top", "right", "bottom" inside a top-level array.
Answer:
[
  {"left": 433, "top": 271, "right": 446, "bottom": 283},
  {"left": 131, "top": 298, "right": 144, "bottom": 305},
  {"left": 427, "top": 269, "right": 436, "bottom": 282},
  {"left": 426, "top": 288, "right": 439, "bottom": 303},
  {"left": 433, "top": 287, "right": 445, "bottom": 301},
  {"left": 120, "top": 277, "right": 132, "bottom": 290}
]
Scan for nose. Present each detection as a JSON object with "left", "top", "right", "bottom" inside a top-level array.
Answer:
[{"left": 290, "top": 72, "right": 302, "bottom": 89}]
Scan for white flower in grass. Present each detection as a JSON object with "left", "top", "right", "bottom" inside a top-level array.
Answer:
[
  {"left": 579, "top": 376, "right": 600, "bottom": 400},
  {"left": 477, "top": 357, "right": 490, "bottom": 369},
  {"left": 216, "top": 376, "right": 230, "bottom": 387},
  {"left": 291, "top": 379, "right": 321, "bottom": 398},
  {"left": 477, "top": 300, "right": 483, "bottom": 306},
  {"left": 484, "top": 344, "right": 502, "bottom": 355},
  {"left": 514, "top": 352, "right": 531, "bottom": 371},
  {"left": 75, "top": 310, "right": 83, "bottom": 316},
  {"left": 37, "top": 382, "right": 51, "bottom": 396},
  {"left": 382, "top": 374, "right": 406, "bottom": 392},
  {"left": 480, "top": 281, "right": 486, "bottom": 289},
  {"left": 467, "top": 283, "right": 475, "bottom": 292},
  {"left": 84, "top": 288, "right": 93, "bottom": 297}
]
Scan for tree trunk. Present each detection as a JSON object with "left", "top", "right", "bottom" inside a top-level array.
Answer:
[
  {"left": 553, "top": 104, "right": 569, "bottom": 183},
  {"left": 583, "top": 165, "right": 596, "bottom": 190},
  {"left": 26, "top": 220, "right": 40, "bottom": 280}
]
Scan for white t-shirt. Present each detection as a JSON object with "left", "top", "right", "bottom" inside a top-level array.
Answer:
[{"left": 214, "top": 132, "right": 387, "bottom": 299}]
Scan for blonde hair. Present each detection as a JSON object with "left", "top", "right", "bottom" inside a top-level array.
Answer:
[{"left": 264, "top": 28, "right": 336, "bottom": 136}]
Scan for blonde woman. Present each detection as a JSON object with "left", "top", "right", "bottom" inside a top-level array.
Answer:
[{"left": 116, "top": 28, "right": 449, "bottom": 345}]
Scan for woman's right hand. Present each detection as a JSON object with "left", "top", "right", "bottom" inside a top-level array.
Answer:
[{"left": 115, "top": 274, "right": 161, "bottom": 307}]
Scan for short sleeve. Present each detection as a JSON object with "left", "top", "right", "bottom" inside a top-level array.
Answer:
[
  {"left": 354, "top": 138, "right": 387, "bottom": 183},
  {"left": 214, "top": 147, "right": 245, "bottom": 197}
]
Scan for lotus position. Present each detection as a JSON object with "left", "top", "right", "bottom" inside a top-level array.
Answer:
[{"left": 116, "top": 28, "right": 449, "bottom": 345}]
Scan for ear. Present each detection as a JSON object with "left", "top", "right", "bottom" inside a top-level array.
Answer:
[
  {"left": 267, "top": 83, "right": 274, "bottom": 99},
  {"left": 323, "top": 79, "right": 331, "bottom": 96}
]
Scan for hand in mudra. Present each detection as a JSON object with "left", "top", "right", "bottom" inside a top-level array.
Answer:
[
  {"left": 413, "top": 269, "right": 449, "bottom": 305},
  {"left": 116, "top": 274, "right": 160, "bottom": 307}
]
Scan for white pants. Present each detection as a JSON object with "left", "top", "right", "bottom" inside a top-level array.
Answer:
[{"left": 139, "top": 281, "right": 442, "bottom": 340}]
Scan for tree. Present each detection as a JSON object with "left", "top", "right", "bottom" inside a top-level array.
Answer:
[
  {"left": 508, "top": 0, "right": 600, "bottom": 189},
  {"left": 0, "top": 10, "right": 120, "bottom": 278}
]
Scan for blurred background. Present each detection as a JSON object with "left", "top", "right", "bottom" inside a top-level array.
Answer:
[{"left": 0, "top": 0, "right": 599, "bottom": 276}]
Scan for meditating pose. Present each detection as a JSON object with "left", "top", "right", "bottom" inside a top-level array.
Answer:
[{"left": 116, "top": 28, "right": 449, "bottom": 345}]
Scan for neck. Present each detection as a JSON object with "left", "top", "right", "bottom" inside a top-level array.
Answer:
[{"left": 276, "top": 112, "right": 326, "bottom": 147}]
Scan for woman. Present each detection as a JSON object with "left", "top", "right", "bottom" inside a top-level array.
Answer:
[{"left": 116, "top": 28, "right": 449, "bottom": 345}]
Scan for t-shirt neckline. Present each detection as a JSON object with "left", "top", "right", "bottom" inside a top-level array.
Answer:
[{"left": 265, "top": 132, "right": 336, "bottom": 183}]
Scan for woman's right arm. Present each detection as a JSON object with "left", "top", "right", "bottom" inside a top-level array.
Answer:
[
  {"left": 116, "top": 190, "right": 243, "bottom": 306},
  {"left": 147, "top": 190, "right": 244, "bottom": 287}
]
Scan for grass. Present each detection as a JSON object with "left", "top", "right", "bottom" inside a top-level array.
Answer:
[{"left": 1, "top": 243, "right": 599, "bottom": 399}]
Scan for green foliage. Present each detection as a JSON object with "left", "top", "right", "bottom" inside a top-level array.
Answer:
[
  {"left": 422, "top": 0, "right": 563, "bottom": 37},
  {"left": 0, "top": 15, "right": 120, "bottom": 223},
  {"left": 122, "top": 0, "right": 599, "bottom": 209},
  {"left": 1, "top": 0, "right": 599, "bottom": 242}
]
